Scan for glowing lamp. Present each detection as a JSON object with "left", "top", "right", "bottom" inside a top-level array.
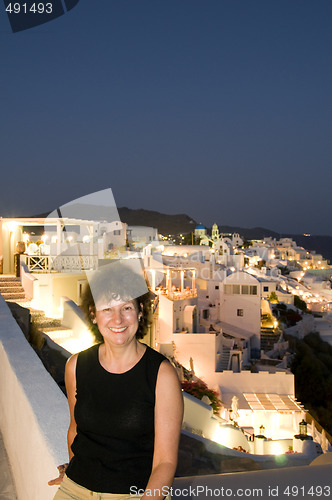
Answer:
[{"left": 299, "top": 420, "right": 307, "bottom": 437}]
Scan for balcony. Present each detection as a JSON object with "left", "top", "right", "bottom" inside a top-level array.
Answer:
[
  {"left": 156, "top": 286, "right": 197, "bottom": 301},
  {"left": 21, "top": 254, "right": 98, "bottom": 273}
]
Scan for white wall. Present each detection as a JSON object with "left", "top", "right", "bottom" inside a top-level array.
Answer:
[
  {"left": 158, "top": 294, "right": 174, "bottom": 343},
  {"left": 175, "top": 462, "right": 331, "bottom": 498},
  {"left": 220, "top": 272, "right": 261, "bottom": 350},
  {"left": 172, "top": 333, "right": 217, "bottom": 387},
  {"left": 0, "top": 296, "right": 69, "bottom": 500},
  {"left": 217, "top": 370, "right": 295, "bottom": 396},
  {"left": 61, "top": 297, "right": 87, "bottom": 333},
  {"left": 1, "top": 222, "right": 23, "bottom": 274},
  {"left": 158, "top": 294, "right": 199, "bottom": 342},
  {"left": 20, "top": 262, "right": 37, "bottom": 300},
  {"left": 182, "top": 393, "right": 250, "bottom": 452},
  {"left": 30, "top": 272, "right": 87, "bottom": 317}
]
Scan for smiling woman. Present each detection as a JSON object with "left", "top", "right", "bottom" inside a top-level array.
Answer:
[
  {"left": 81, "top": 259, "right": 152, "bottom": 344},
  {"left": 94, "top": 299, "right": 141, "bottom": 350},
  {"left": 49, "top": 259, "right": 184, "bottom": 500}
]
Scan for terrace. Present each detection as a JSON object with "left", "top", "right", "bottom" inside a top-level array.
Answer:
[{"left": 0, "top": 294, "right": 331, "bottom": 500}]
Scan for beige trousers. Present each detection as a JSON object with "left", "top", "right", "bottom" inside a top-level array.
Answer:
[{"left": 53, "top": 475, "right": 142, "bottom": 500}]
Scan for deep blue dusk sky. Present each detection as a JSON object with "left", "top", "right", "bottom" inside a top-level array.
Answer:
[{"left": 0, "top": 0, "right": 331, "bottom": 234}]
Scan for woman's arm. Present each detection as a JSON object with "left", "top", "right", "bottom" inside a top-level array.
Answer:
[
  {"left": 48, "top": 353, "right": 78, "bottom": 486},
  {"left": 65, "top": 353, "right": 78, "bottom": 460},
  {"left": 142, "top": 360, "right": 184, "bottom": 500}
]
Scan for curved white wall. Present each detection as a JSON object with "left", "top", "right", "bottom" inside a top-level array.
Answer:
[{"left": 0, "top": 296, "right": 69, "bottom": 500}]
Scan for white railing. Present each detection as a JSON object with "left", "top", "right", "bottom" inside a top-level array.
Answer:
[
  {"left": 157, "top": 289, "right": 198, "bottom": 301},
  {"left": 22, "top": 255, "right": 98, "bottom": 273}
]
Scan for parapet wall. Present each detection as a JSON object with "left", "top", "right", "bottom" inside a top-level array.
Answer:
[
  {"left": 217, "top": 370, "right": 295, "bottom": 396},
  {"left": 0, "top": 296, "right": 69, "bottom": 500}
]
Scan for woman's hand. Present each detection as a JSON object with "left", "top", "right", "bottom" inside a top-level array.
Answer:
[{"left": 48, "top": 463, "right": 68, "bottom": 486}]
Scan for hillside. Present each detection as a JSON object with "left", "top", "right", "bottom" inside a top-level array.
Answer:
[
  {"left": 26, "top": 207, "right": 332, "bottom": 262},
  {"left": 117, "top": 208, "right": 332, "bottom": 262},
  {"left": 117, "top": 207, "right": 197, "bottom": 236}
]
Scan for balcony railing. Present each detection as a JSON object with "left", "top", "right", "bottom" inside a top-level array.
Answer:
[
  {"left": 22, "top": 255, "right": 98, "bottom": 273},
  {"left": 156, "top": 288, "right": 197, "bottom": 301}
]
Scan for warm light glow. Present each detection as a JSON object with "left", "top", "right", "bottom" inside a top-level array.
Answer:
[
  {"left": 212, "top": 425, "right": 236, "bottom": 448},
  {"left": 59, "top": 337, "right": 95, "bottom": 354},
  {"left": 270, "top": 442, "right": 284, "bottom": 455},
  {"left": 41, "top": 233, "right": 48, "bottom": 243},
  {"left": 22, "top": 233, "right": 30, "bottom": 243},
  {"left": 6, "top": 221, "right": 17, "bottom": 232},
  {"left": 47, "top": 328, "right": 95, "bottom": 354}
]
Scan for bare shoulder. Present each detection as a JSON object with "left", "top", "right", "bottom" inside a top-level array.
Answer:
[
  {"left": 156, "top": 360, "right": 183, "bottom": 402},
  {"left": 158, "top": 359, "right": 180, "bottom": 381},
  {"left": 65, "top": 353, "right": 78, "bottom": 379}
]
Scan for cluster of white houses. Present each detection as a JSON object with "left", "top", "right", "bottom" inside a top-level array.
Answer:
[{"left": 0, "top": 215, "right": 331, "bottom": 465}]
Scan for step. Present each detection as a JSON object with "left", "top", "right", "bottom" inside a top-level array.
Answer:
[
  {"left": 1, "top": 292, "right": 26, "bottom": 300},
  {"left": 0, "top": 281, "right": 22, "bottom": 288},
  {"left": 41, "top": 324, "right": 67, "bottom": 335},
  {"left": 33, "top": 319, "right": 63, "bottom": 329},
  {"left": 45, "top": 328, "right": 73, "bottom": 341},
  {"left": 0, "top": 276, "right": 20, "bottom": 283},
  {"left": 30, "top": 312, "right": 62, "bottom": 329},
  {"left": 6, "top": 298, "right": 31, "bottom": 306},
  {"left": 0, "top": 286, "right": 25, "bottom": 293}
]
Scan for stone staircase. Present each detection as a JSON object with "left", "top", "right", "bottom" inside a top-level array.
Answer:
[
  {"left": 260, "top": 328, "right": 280, "bottom": 352},
  {"left": 29, "top": 308, "right": 73, "bottom": 342},
  {"left": 29, "top": 308, "right": 61, "bottom": 328},
  {"left": 0, "top": 275, "right": 26, "bottom": 302},
  {"left": 216, "top": 345, "right": 231, "bottom": 371}
]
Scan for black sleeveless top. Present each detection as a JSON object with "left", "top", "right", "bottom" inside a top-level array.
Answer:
[{"left": 66, "top": 343, "right": 168, "bottom": 493}]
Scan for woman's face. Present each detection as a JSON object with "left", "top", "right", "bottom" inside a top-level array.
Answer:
[{"left": 94, "top": 297, "right": 141, "bottom": 347}]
